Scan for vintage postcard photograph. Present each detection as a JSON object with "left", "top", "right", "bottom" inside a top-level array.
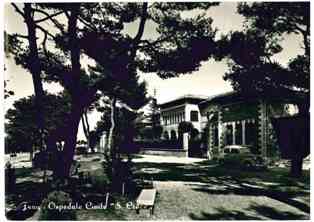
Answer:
[{"left": 3, "top": 1, "right": 310, "bottom": 220}]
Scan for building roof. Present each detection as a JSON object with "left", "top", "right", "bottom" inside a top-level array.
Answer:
[
  {"left": 199, "top": 90, "right": 308, "bottom": 108},
  {"left": 158, "top": 89, "right": 307, "bottom": 110},
  {"left": 158, "top": 94, "right": 209, "bottom": 109}
]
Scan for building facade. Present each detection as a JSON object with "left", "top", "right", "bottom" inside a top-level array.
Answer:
[
  {"left": 159, "top": 92, "right": 299, "bottom": 158},
  {"left": 159, "top": 95, "right": 208, "bottom": 140}
]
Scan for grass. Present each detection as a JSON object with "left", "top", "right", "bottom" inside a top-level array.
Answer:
[
  {"left": 74, "top": 157, "right": 310, "bottom": 220},
  {"left": 129, "top": 159, "right": 310, "bottom": 220},
  {"left": 5, "top": 154, "right": 310, "bottom": 220}
]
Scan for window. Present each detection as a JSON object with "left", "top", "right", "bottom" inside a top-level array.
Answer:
[
  {"left": 245, "top": 121, "right": 258, "bottom": 147},
  {"left": 190, "top": 111, "right": 199, "bottom": 122},
  {"left": 226, "top": 124, "right": 233, "bottom": 145},
  {"left": 214, "top": 126, "right": 219, "bottom": 146},
  {"left": 235, "top": 122, "right": 242, "bottom": 145}
]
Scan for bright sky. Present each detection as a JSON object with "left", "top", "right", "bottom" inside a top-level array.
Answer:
[{"left": 4, "top": 2, "right": 304, "bottom": 140}]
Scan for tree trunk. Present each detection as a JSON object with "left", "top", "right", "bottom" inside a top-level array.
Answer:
[
  {"left": 60, "top": 106, "right": 82, "bottom": 178},
  {"left": 81, "top": 110, "right": 90, "bottom": 150},
  {"left": 24, "top": 3, "right": 45, "bottom": 152},
  {"left": 107, "top": 97, "right": 117, "bottom": 159},
  {"left": 107, "top": 97, "right": 121, "bottom": 191},
  {"left": 290, "top": 156, "right": 303, "bottom": 178},
  {"left": 289, "top": 101, "right": 309, "bottom": 178},
  {"left": 29, "top": 146, "right": 33, "bottom": 162},
  {"left": 58, "top": 4, "right": 82, "bottom": 178}
]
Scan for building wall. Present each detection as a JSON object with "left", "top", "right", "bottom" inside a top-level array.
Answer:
[
  {"left": 159, "top": 94, "right": 298, "bottom": 159},
  {"left": 201, "top": 100, "right": 294, "bottom": 159},
  {"left": 184, "top": 103, "right": 202, "bottom": 132},
  {"left": 200, "top": 101, "right": 262, "bottom": 157},
  {"left": 160, "top": 105, "right": 186, "bottom": 139},
  {"left": 160, "top": 103, "right": 202, "bottom": 138}
]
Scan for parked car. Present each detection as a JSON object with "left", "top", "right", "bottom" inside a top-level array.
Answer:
[{"left": 218, "top": 145, "right": 267, "bottom": 170}]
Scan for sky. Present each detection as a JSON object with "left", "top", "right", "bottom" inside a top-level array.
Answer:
[{"left": 3, "top": 2, "right": 304, "bottom": 140}]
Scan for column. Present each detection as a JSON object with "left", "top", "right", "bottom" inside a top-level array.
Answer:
[
  {"left": 242, "top": 120, "right": 246, "bottom": 145},
  {"left": 185, "top": 106, "right": 190, "bottom": 122},
  {"left": 232, "top": 122, "right": 236, "bottom": 145},
  {"left": 207, "top": 124, "right": 213, "bottom": 159},
  {"left": 218, "top": 108, "right": 224, "bottom": 153},
  {"left": 183, "top": 133, "right": 189, "bottom": 157},
  {"left": 258, "top": 101, "right": 267, "bottom": 158}
]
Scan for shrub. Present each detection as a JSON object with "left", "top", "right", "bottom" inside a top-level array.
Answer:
[
  {"left": 190, "top": 128, "right": 199, "bottom": 139},
  {"left": 141, "top": 127, "right": 154, "bottom": 140},
  {"left": 188, "top": 138, "right": 202, "bottom": 157},
  {"left": 178, "top": 121, "right": 194, "bottom": 135},
  {"left": 102, "top": 158, "right": 134, "bottom": 194},
  {"left": 134, "top": 139, "right": 181, "bottom": 150},
  {"left": 178, "top": 121, "right": 194, "bottom": 141},
  {"left": 154, "top": 125, "right": 163, "bottom": 139},
  {"left": 163, "top": 131, "right": 170, "bottom": 140},
  {"left": 170, "top": 130, "right": 177, "bottom": 141},
  {"left": 39, "top": 191, "right": 76, "bottom": 220}
]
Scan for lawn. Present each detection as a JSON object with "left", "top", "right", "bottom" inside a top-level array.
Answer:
[
  {"left": 5, "top": 154, "right": 310, "bottom": 220},
  {"left": 75, "top": 156, "right": 310, "bottom": 220}
]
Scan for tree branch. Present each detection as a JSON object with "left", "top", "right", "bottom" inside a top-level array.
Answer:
[
  {"left": 34, "top": 10, "right": 64, "bottom": 23},
  {"left": 139, "top": 34, "right": 176, "bottom": 49},
  {"left": 11, "top": 3, "right": 26, "bottom": 19},
  {"left": 133, "top": 2, "right": 148, "bottom": 44},
  {"left": 294, "top": 23, "right": 307, "bottom": 34},
  {"left": 129, "top": 3, "right": 148, "bottom": 61},
  {"left": 41, "top": 29, "right": 49, "bottom": 58},
  {"left": 35, "top": 24, "right": 56, "bottom": 40},
  {"left": 33, "top": 8, "right": 66, "bottom": 34},
  {"left": 84, "top": 111, "right": 90, "bottom": 133},
  {"left": 77, "top": 16, "right": 97, "bottom": 31},
  {"left": 13, "top": 34, "right": 30, "bottom": 39},
  {"left": 67, "top": 5, "right": 81, "bottom": 82}
]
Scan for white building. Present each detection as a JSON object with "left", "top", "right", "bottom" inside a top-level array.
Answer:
[
  {"left": 158, "top": 92, "right": 305, "bottom": 159},
  {"left": 159, "top": 95, "right": 208, "bottom": 139}
]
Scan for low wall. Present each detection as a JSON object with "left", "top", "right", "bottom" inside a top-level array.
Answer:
[{"left": 139, "top": 148, "right": 187, "bottom": 157}]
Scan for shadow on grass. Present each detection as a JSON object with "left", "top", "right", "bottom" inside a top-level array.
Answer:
[
  {"left": 6, "top": 180, "right": 51, "bottom": 220},
  {"left": 250, "top": 204, "right": 308, "bottom": 220},
  {"left": 133, "top": 160, "right": 309, "bottom": 186},
  {"left": 14, "top": 167, "right": 33, "bottom": 178},
  {"left": 189, "top": 207, "right": 260, "bottom": 220},
  {"left": 133, "top": 160, "right": 310, "bottom": 218},
  {"left": 189, "top": 204, "right": 308, "bottom": 220},
  {"left": 192, "top": 176, "right": 310, "bottom": 214}
]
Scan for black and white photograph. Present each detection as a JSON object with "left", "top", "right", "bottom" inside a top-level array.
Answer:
[{"left": 3, "top": 1, "right": 310, "bottom": 220}]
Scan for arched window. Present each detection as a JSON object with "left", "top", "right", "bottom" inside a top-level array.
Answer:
[{"left": 163, "top": 131, "right": 170, "bottom": 140}]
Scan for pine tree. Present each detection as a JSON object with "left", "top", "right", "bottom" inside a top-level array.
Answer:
[{"left": 10, "top": 2, "right": 220, "bottom": 177}]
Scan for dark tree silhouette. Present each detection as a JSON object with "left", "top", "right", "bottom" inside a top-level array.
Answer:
[
  {"left": 5, "top": 93, "right": 71, "bottom": 155},
  {"left": 10, "top": 2, "right": 220, "bottom": 177},
  {"left": 11, "top": 3, "right": 46, "bottom": 156},
  {"left": 217, "top": 2, "right": 310, "bottom": 177}
]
